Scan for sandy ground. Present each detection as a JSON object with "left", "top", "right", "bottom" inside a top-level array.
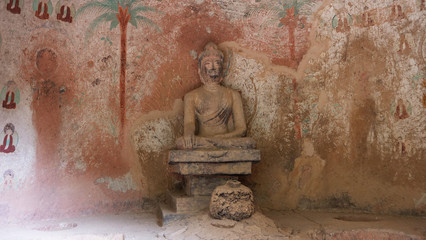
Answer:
[{"left": 0, "top": 209, "right": 425, "bottom": 240}]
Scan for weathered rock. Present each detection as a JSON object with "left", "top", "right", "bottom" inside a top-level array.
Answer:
[
  {"left": 209, "top": 180, "right": 255, "bottom": 221},
  {"left": 210, "top": 219, "right": 237, "bottom": 228}
]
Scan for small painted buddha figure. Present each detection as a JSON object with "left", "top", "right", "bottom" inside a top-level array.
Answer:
[
  {"left": 176, "top": 42, "right": 255, "bottom": 150},
  {"left": 3, "top": 169, "right": 14, "bottom": 187},
  {"left": 0, "top": 123, "right": 16, "bottom": 154},
  {"left": 2, "top": 81, "right": 19, "bottom": 109}
]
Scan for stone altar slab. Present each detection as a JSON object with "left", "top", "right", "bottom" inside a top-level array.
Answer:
[
  {"left": 170, "top": 162, "right": 253, "bottom": 175},
  {"left": 169, "top": 149, "right": 260, "bottom": 163},
  {"left": 169, "top": 149, "right": 260, "bottom": 175}
]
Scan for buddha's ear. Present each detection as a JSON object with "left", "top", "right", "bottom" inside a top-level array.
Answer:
[{"left": 198, "top": 67, "right": 202, "bottom": 79}]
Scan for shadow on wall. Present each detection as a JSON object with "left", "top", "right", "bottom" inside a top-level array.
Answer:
[{"left": 131, "top": 100, "right": 184, "bottom": 198}]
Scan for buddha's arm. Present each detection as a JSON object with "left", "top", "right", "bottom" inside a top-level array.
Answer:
[
  {"left": 183, "top": 93, "right": 196, "bottom": 136},
  {"left": 182, "top": 93, "right": 198, "bottom": 148},
  {"left": 215, "top": 91, "right": 247, "bottom": 138}
]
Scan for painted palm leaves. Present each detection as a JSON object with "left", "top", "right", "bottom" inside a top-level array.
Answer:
[
  {"left": 77, "top": 0, "right": 161, "bottom": 39},
  {"left": 76, "top": 0, "right": 161, "bottom": 131}
]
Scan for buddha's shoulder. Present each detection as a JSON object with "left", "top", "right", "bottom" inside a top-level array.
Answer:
[
  {"left": 222, "top": 86, "right": 241, "bottom": 97},
  {"left": 184, "top": 87, "right": 202, "bottom": 99}
]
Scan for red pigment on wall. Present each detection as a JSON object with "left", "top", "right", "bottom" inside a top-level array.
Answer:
[
  {"left": 292, "top": 78, "right": 301, "bottom": 139},
  {"left": 17, "top": 31, "right": 82, "bottom": 219}
]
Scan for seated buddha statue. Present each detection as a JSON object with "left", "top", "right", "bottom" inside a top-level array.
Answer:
[{"left": 176, "top": 42, "right": 255, "bottom": 150}]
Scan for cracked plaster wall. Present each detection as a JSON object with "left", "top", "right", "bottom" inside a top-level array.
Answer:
[{"left": 0, "top": 0, "right": 424, "bottom": 221}]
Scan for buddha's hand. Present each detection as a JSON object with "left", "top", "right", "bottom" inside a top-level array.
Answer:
[{"left": 183, "top": 134, "right": 196, "bottom": 149}]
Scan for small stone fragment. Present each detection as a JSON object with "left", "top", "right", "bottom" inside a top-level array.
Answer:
[
  {"left": 279, "top": 227, "right": 294, "bottom": 235},
  {"left": 211, "top": 219, "right": 237, "bottom": 228},
  {"left": 162, "top": 226, "right": 188, "bottom": 239},
  {"left": 209, "top": 180, "right": 255, "bottom": 221}
]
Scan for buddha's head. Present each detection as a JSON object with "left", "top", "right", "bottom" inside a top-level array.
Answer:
[
  {"left": 198, "top": 42, "right": 224, "bottom": 84},
  {"left": 6, "top": 81, "right": 17, "bottom": 92},
  {"left": 3, "top": 123, "right": 15, "bottom": 136}
]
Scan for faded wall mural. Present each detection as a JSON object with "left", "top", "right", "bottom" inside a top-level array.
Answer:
[{"left": 0, "top": 0, "right": 424, "bottom": 221}]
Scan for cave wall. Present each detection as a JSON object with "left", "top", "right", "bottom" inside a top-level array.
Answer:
[{"left": 0, "top": 0, "right": 424, "bottom": 220}]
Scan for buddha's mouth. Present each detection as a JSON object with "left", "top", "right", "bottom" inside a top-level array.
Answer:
[{"left": 207, "top": 68, "right": 220, "bottom": 75}]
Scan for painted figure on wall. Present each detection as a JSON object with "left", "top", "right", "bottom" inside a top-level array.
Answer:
[
  {"left": 1, "top": 81, "right": 20, "bottom": 110},
  {"left": 6, "top": 0, "right": 23, "bottom": 14},
  {"left": 0, "top": 123, "right": 17, "bottom": 154},
  {"left": 332, "top": 14, "right": 352, "bottom": 33},
  {"left": 392, "top": 98, "right": 411, "bottom": 120},
  {"left": 361, "top": 10, "right": 375, "bottom": 27},
  {"left": 3, "top": 169, "right": 14, "bottom": 187},
  {"left": 33, "top": 0, "right": 53, "bottom": 20},
  {"left": 398, "top": 34, "right": 411, "bottom": 54},
  {"left": 390, "top": 4, "right": 405, "bottom": 21},
  {"left": 55, "top": 1, "right": 75, "bottom": 23}
]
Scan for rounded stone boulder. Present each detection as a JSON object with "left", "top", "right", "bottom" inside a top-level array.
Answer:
[{"left": 209, "top": 180, "right": 255, "bottom": 221}]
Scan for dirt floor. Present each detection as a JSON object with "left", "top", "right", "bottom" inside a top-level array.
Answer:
[{"left": 0, "top": 209, "right": 425, "bottom": 240}]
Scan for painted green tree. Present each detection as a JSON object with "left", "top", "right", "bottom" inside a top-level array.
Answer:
[
  {"left": 76, "top": 0, "right": 161, "bottom": 132},
  {"left": 275, "top": 0, "right": 311, "bottom": 60},
  {"left": 250, "top": 0, "right": 315, "bottom": 61}
]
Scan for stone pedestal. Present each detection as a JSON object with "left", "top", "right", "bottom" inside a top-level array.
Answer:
[
  {"left": 157, "top": 149, "right": 260, "bottom": 226},
  {"left": 184, "top": 175, "right": 237, "bottom": 196}
]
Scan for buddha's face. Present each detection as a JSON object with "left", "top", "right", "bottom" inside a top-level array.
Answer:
[
  {"left": 5, "top": 129, "right": 12, "bottom": 136},
  {"left": 199, "top": 56, "right": 223, "bottom": 84},
  {"left": 7, "top": 82, "right": 16, "bottom": 92}
]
